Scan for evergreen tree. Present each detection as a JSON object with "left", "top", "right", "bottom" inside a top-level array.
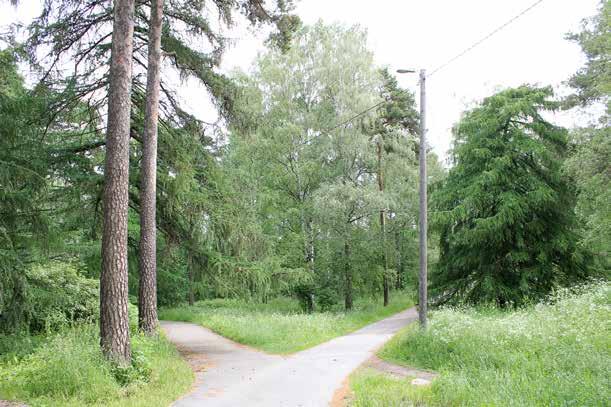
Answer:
[
  {"left": 0, "top": 49, "right": 49, "bottom": 332},
  {"left": 13, "top": 0, "right": 299, "bottom": 312},
  {"left": 432, "top": 86, "right": 589, "bottom": 306}
]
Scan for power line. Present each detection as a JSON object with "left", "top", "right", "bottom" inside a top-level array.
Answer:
[
  {"left": 324, "top": 100, "right": 386, "bottom": 133},
  {"left": 428, "top": 0, "right": 546, "bottom": 77},
  {"left": 324, "top": 0, "right": 546, "bottom": 132}
]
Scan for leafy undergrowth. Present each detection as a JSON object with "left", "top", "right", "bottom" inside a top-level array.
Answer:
[
  {"left": 0, "top": 325, "right": 193, "bottom": 407},
  {"left": 160, "top": 292, "right": 414, "bottom": 353},
  {"left": 352, "top": 282, "right": 610, "bottom": 406}
]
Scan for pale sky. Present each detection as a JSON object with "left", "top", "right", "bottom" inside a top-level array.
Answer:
[{"left": 2, "top": 0, "right": 601, "bottom": 161}]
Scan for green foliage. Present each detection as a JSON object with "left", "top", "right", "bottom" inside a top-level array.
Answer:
[
  {"left": 2, "top": 14, "right": 430, "bottom": 329},
  {"left": 432, "top": 86, "right": 590, "bottom": 306},
  {"left": 372, "top": 282, "right": 610, "bottom": 406},
  {"left": 0, "top": 0, "right": 300, "bottom": 324},
  {"left": 110, "top": 336, "right": 153, "bottom": 387},
  {"left": 156, "top": 248, "right": 190, "bottom": 307},
  {"left": 0, "top": 333, "right": 46, "bottom": 364},
  {"left": 564, "top": 127, "right": 611, "bottom": 274},
  {"left": 564, "top": 2, "right": 611, "bottom": 275},
  {"left": 566, "top": 0, "right": 611, "bottom": 113},
  {"left": 1, "top": 326, "right": 120, "bottom": 402},
  {"left": 0, "top": 48, "right": 50, "bottom": 332},
  {"left": 160, "top": 291, "right": 414, "bottom": 353},
  {"left": 224, "top": 23, "right": 427, "bottom": 308},
  {"left": 26, "top": 262, "right": 99, "bottom": 332},
  {"left": 0, "top": 324, "right": 193, "bottom": 406}
]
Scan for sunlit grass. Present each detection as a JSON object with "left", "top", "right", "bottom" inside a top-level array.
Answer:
[
  {"left": 160, "top": 292, "right": 415, "bottom": 354},
  {"left": 354, "top": 282, "right": 610, "bottom": 406}
]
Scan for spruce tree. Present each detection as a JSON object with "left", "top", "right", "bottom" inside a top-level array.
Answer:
[{"left": 432, "top": 86, "right": 589, "bottom": 306}]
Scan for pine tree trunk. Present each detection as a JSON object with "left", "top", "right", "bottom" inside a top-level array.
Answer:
[
  {"left": 377, "top": 141, "right": 389, "bottom": 306},
  {"left": 344, "top": 241, "right": 353, "bottom": 311},
  {"left": 100, "top": 0, "right": 135, "bottom": 366},
  {"left": 138, "top": 0, "right": 164, "bottom": 336}
]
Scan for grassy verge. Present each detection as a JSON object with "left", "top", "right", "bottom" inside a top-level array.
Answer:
[
  {"left": 349, "top": 369, "right": 431, "bottom": 406},
  {"left": 159, "top": 291, "right": 415, "bottom": 353},
  {"left": 0, "top": 325, "right": 193, "bottom": 407},
  {"left": 350, "top": 282, "right": 610, "bottom": 406}
]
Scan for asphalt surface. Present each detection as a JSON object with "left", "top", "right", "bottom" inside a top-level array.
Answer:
[{"left": 161, "top": 306, "right": 418, "bottom": 407}]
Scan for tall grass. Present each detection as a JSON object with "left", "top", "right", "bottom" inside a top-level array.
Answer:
[
  {"left": 160, "top": 292, "right": 415, "bottom": 353},
  {"left": 355, "top": 282, "right": 610, "bottom": 406},
  {"left": 0, "top": 324, "right": 193, "bottom": 406},
  {"left": 350, "top": 369, "right": 429, "bottom": 407}
]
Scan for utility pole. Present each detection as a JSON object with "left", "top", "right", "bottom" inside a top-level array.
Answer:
[
  {"left": 396, "top": 67, "right": 428, "bottom": 328},
  {"left": 418, "top": 69, "right": 427, "bottom": 328}
]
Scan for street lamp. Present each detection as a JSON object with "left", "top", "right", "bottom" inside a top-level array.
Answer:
[{"left": 397, "top": 68, "right": 428, "bottom": 329}]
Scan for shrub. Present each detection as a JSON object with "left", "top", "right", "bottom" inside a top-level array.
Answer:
[
  {"left": 25, "top": 262, "right": 99, "bottom": 332},
  {"left": 0, "top": 333, "right": 46, "bottom": 363}
]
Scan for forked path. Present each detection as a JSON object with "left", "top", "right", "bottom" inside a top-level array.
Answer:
[{"left": 161, "top": 307, "right": 417, "bottom": 407}]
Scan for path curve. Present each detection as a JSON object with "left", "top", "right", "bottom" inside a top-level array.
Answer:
[{"left": 161, "top": 307, "right": 417, "bottom": 407}]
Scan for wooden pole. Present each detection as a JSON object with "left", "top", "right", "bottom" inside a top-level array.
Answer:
[{"left": 418, "top": 69, "right": 428, "bottom": 328}]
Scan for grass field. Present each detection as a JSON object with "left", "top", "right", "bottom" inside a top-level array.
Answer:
[
  {"left": 350, "top": 282, "right": 610, "bottom": 406},
  {"left": 159, "top": 291, "right": 415, "bottom": 353},
  {"left": 0, "top": 318, "right": 193, "bottom": 406}
]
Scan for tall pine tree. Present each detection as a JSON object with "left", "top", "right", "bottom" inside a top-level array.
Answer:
[
  {"left": 100, "top": 0, "right": 135, "bottom": 365},
  {"left": 138, "top": 0, "right": 164, "bottom": 336}
]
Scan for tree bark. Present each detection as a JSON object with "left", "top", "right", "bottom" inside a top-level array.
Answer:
[
  {"left": 100, "top": 0, "right": 135, "bottom": 366},
  {"left": 138, "top": 0, "right": 164, "bottom": 335},
  {"left": 302, "top": 216, "right": 315, "bottom": 313},
  {"left": 344, "top": 241, "right": 353, "bottom": 311},
  {"left": 188, "top": 251, "right": 195, "bottom": 306},
  {"left": 377, "top": 141, "right": 389, "bottom": 306},
  {"left": 395, "top": 229, "right": 403, "bottom": 289}
]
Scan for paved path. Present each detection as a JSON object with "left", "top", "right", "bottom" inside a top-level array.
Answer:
[{"left": 161, "top": 307, "right": 418, "bottom": 407}]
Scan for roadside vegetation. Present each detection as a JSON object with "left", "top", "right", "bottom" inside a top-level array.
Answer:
[
  {"left": 0, "top": 307, "right": 193, "bottom": 407},
  {"left": 160, "top": 291, "right": 414, "bottom": 353},
  {"left": 350, "top": 282, "right": 610, "bottom": 406}
]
